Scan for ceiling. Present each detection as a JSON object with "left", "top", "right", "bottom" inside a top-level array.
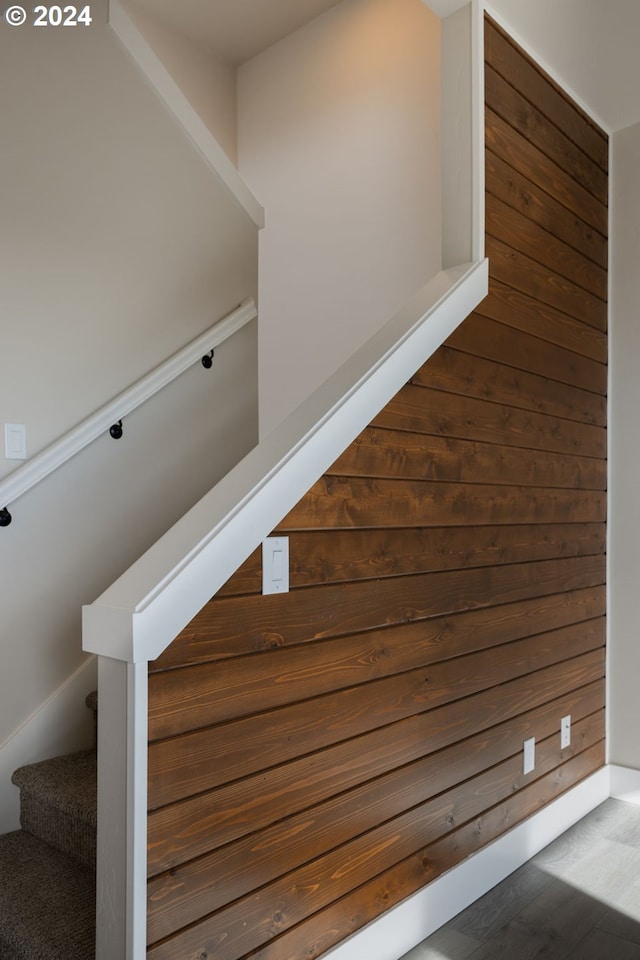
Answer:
[
  {"left": 129, "top": 0, "right": 342, "bottom": 66},
  {"left": 129, "top": 0, "right": 640, "bottom": 132}
]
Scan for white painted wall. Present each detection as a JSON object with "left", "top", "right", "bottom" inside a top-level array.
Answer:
[
  {"left": 608, "top": 120, "right": 640, "bottom": 769},
  {"left": 237, "top": 0, "right": 442, "bottom": 438},
  {"left": 0, "top": 17, "right": 256, "bottom": 481},
  {"left": 122, "top": 0, "right": 239, "bottom": 163},
  {"left": 0, "top": 15, "right": 258, "bottom": 760}
]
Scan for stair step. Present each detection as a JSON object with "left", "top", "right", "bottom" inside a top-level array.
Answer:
[
  {"left": 0, "top": 831, "right": 94, "bottom": 960},
  {"left": 11, "top": 751, "right": 97, "bottom": 869}
]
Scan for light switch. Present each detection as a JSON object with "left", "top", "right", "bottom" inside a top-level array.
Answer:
[
  {"left": 272, "top": 549, "right": 284, "bottom": 581},
  {"left": 262, "top": 537, "right": 289, "bottom": 594},
  {"left": 4, "top": 423, "right": 27, "bottom": 460}
]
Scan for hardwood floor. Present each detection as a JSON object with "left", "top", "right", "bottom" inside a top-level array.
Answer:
[{"left": 402, "top": 799, "right": 640, "bottom": 959}]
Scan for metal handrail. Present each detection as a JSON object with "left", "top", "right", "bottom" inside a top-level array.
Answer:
[{"left": 0, "top": 298, "right": 257, "bottom": 526}]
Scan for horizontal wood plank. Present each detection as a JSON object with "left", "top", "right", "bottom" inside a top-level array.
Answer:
[
  {"left": 486, "top": 194, "right": 607, "bottom": 301},
  {"left": 485, "top": 108, "right": 607, "bottom": 236},
  {"left": 470, "top": 279, "right": 607, "bottom": 365},
  {"left": 412, "top": 345, "right": 606, "bottom": 425},
  {"left": 485, "top": 65, "right": 607, "bottom": 206},
  {"left": 373, "top": 383, "right": 606, "bottom": 458},
  {"left": 148, "top": 605, "right": 605, "bottom": 737},
  {"left": 447, "top": 313, "right": 607, "bottom": 395},
  {"left": 485, "top": 19, "right": 608, "bottom": 172},
  {"left": 486, "top": 150, "right": 607, "bottom": 269},
  {"left": 147, "top": 709, "right": 604, "bottom": 944},
  {"left": 328, "top": 428, "right": 605, "bottom": 490},
  {"left": 147, "top": 679, "right": 605, "bottom": 874},
  {"left": 282, "top": 477, "right": 606, "bottom": 529},
  {"left": 215, "top": 523, "right": 606, "bottom": 596},
  {"left": 147, "top": 734, "right": 604, "bottom": 958},
  {"left": 148, "top": 647, "right": 604, "bottom": 808},
  {"left": 153, "top": 556, "right": 605, "bottom": 669},
  {"left": 487, "top": 235, "right": 607, "bottom": 332}
]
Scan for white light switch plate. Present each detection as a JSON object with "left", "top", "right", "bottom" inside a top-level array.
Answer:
[
  {"left": 4, "top": 423, "right": 27, "bottom": 460},
  {"left": 262, "top": 537, "right": 289, "bottom": 595}
]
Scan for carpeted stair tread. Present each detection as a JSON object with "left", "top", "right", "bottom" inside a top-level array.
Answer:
[
  {"left": 11, "top": 752, "right": 96, "bottom": 869},
  {"left": 12, "top": 751, "right": 96, "bottom": 820},
  {"left": 0, "top": 831, "right": 94, "bottom": 960}
]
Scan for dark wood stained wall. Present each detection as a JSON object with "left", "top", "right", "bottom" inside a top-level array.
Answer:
[{"left": 145, "top": 17, "right": 608, "bottom": 960}]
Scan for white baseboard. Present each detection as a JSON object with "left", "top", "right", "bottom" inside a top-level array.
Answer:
[
  {"left": 326, "top": 768, "right": 611, "bottom": 960},
  {"left": 0, "top": 656, "right": 98, "bottom": 834},
  {"left": 609, "top": 764, "right": 640, "bottom": 804}
]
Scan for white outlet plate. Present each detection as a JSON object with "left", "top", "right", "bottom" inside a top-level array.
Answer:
[
  {"left": 523, "top": 737, "right": 535, "bottom": 775},
  {"left": 561, "top": 715, "right": 571, "bottom": 749}
]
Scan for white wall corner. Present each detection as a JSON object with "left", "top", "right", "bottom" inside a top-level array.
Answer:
[
  {"left": 423, "top": 0, "right": 472, "bottom": 18},
  {"left": 108, "top": 0, "right": 264, "bottom": 228},
  {"left": 0, "top": 656, "right": 98, "bottom": 834},
  {"left": 441, "top": 1, "right": 485, "bottom": 268},
  {"left": 471, "top": 0, "right": 486, "bottom": 262},
  {"left": 609, "top": 765, "right": 640, "bottom": 805}
]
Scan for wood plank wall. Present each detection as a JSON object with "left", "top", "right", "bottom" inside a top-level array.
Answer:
[{"left": 145, "top": 17, "right": 608, "bottom": 960}]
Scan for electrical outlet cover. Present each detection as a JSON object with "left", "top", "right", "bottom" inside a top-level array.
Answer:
[
  {"left": 561, "top": 715, "right": 571, "bottom": 749},
  {"left": 523, "top": 737, "right": 535, "bottom": 775}
]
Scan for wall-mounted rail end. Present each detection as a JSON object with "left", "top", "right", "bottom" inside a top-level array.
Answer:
[{"left": 0, "top": 507, "right": 12, "bottom": 527}]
